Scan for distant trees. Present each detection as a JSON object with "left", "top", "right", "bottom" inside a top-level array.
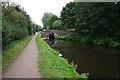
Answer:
[
  {"left": 41, "top": 12, "right": 59, "bottom": 30},
  {"left": 52, "top": 19, "right": 62, "bottom": 30},
  {"left": 32, "top": 23, "right": 42, "bottom": 32},
  {"left": 2, "top": 1, "right": 40, "bottom": 49},
  {"left": 60, "top": 2, "right": 120, "bottom": 38}
]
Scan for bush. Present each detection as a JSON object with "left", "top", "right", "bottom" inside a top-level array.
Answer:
[{"left": 2, "top": 2, "right": 33, "bottom": 49}]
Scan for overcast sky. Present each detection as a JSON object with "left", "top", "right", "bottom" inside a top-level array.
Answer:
[{"left": 10, "top": 0, "right": 73, "bottom": 27}]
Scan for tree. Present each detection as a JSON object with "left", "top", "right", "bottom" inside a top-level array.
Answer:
[
  {"left": 60, "top": 2, "right": 76, "bottom": 29},
  {"left": 60, "top": 2, "right": 120, "bottom": 38},
  {"left": 49, "top": 15, "right": 59, "bottom": 29},
  {"left": 2, "top": 1, "right": 34, "bottom": 49},
  {"left": 41, "top": 12, "right": 58, "bottom": 30},
  {"left": 52, "top": 19, "right": 62, "bottom": 30},
  {"left": 32, "top": 23, "right": 42, "bottom": 32}
]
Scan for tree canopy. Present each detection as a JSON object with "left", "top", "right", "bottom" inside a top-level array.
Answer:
[
  {"left": 2, "top": 1, "right": 40, "bottom": 49},
  {"left": 60, "top": 2, "right": 120, "bottom": 38},
  {"left": 41, "top": 12, "right": 59, "bottom": 30},
  {"left": 52, "top": 19, "right": 62, "bottom": 30}
]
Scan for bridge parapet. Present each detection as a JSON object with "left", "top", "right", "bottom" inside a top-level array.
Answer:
[{"left": 40, "top": 30, "right": 72, "bottom": 39}]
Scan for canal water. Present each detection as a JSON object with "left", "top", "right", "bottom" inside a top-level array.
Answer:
[{"left": 45, "top": 39, "right": 120, "bottom": 78}]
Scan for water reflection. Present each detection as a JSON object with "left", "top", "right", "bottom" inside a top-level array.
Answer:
[{"left": 45, "top": 39, "right": 120, "bottom": 78}]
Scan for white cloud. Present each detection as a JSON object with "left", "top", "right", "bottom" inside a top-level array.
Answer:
[{"left": 10, "top": 0, "right": 73, "bottom": 27}]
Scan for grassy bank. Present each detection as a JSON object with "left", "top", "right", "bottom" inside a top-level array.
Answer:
[
  {"left": 3, "top": 35, "right": 32, "bottom": 73},
  {"left": 56, "top": 34, "right": 120, "bottom": 49},
  {"left": 36, "top": 34, "right": 87, "bottom": 79}
]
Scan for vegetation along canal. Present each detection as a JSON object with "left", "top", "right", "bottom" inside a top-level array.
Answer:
[{"left": 45, "top": 39, "right": 120, "bottom": 78}]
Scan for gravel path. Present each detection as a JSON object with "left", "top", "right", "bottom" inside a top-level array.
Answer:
[{"left": 3, "top": 35, "right": 41, "bottom": 78}]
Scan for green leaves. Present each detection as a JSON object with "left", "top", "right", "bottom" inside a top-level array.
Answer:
[
  {"left": 59, "top": 2, "right": 120, "bottom": 48},
  {"left": 61, "top": 2, "right": 120, "bottom": 37},
  {"left": 2, "top": 1, "right": 34, "bottom": 49},
  {"left": 42, "top": 12, "right": 59, "bottom": 30},
  {"left": 52, "top": 19, "right": 62, "bottom": 30},
  {"left": 61, "top": 2, "right": 77, "bottom": 29}
]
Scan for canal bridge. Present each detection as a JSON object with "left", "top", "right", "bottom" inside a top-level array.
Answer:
[{"left": 40, "top": 30, "right": 72, "bottom": 39}]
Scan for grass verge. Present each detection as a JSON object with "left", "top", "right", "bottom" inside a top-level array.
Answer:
[
  {"left": 3, "top": 35, "right": 32, "bottom": 73},
  {"left": 36, "top": 34, "right": 87, "bottom": 79}
]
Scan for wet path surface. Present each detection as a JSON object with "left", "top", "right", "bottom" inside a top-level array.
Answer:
[{"left": 3, "top": 36, "right": 41, "bottom": 78}]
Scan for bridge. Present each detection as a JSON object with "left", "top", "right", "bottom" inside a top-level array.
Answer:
[{"left": 40, "top": 30, "right": 73, "bottom": 39}]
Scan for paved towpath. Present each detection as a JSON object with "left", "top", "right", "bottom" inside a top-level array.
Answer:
[{"left": 3, "top": 35, "right": 41, "bottom": 78}]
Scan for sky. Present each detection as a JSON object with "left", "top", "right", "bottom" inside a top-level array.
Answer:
[{"left": 10, "top": 0, "right": 73, "bottom": 27}]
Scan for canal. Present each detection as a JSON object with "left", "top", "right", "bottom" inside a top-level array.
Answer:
[{"left": 45, "top": 39, "right": 120, "bottom": 78}]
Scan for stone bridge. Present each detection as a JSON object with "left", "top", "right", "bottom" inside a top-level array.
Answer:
[{"left": 40, "top": 30, "right": 73, "bottom": 39}]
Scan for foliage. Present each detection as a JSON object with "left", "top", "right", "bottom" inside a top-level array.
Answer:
[
  {"left": 2, "top": 1, "right": 37, "bottom": 49},
  {"left": 32, "top": 23, "right": 42, "bottom": 32},
  {"left": 61, "top": 2, "right": 120, "bottom": 37},
  {"left": 52, "top": 19, "right": 62, "bottom": 30},
  {"left": 41, "top": 12, "right": 59, "bottom": 30},
  {"left": 60, "top": 2, "right": 76, "bottom": 29},
  {"left": 60, "top": 2, "right": 120, "bottom": 48}
]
